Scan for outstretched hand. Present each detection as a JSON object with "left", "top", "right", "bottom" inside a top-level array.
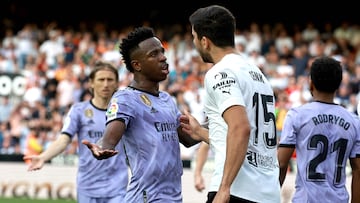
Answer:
[
  {"left": 23, "top": 155, "right": 45, "bottom": 171},
  {"left": 81, "top": 140, "right": 118, "bottom": 160}
]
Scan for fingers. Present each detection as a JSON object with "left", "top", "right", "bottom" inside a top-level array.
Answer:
[
  {"left": 81, "top": 139, "right": 90, "bottom": 145},
  {"left": 97, "top": 150, "right": 118, "bottom": 160},
  {"left": 23, "top": 155, "right": 31, "bottom": 161},
  {"left": 81, "top": 140, "right": 119, "bottom": 160}
]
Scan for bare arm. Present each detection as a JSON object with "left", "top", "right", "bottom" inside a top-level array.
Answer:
[
  {"left": 82, "top": 120, "right": 125, "bottom": 160},
  {"left": 178, "top": 127, "right": 201, "bottom": 147},
  {"left": 216, "top": 105, "right": 250, "bottom": 201},
  {"left": 23, "top": 134, "right": 71, "bottom": 171},
  {"left": 277, "top": 146, "right": 295, "bottom": 186},
  {"left": 194, "top": 142, "right": 210, "bottom": 192},
  {"left": 179, "top": 110, "right": 209, "bottom": 145},
  {"left": 350, "top": 157, "right": 360, "bottom": 203}
]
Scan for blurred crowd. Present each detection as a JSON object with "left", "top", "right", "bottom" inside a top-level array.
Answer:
[{"left": 1, "top": 20, "right": 360, "bottom": 161}]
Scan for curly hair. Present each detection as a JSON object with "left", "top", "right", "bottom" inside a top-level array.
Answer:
[
  {"left": 310, "top": 56, "right": 342, "bottom": 93},
  {"left": 119, "top": 27, "right": 155, "bottom": 72}
]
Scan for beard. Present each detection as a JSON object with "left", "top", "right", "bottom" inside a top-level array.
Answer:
[{"left": 198, "top": 50, "right": 213, "bottom": 64}]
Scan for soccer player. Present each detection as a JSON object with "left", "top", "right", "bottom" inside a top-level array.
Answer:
[
  {"left": 278, "top": 56, "right": 360, "bottom": 203},
  {"left": 82, "top": 26, "right": 199, "bottom": 202},
  {"left": 180, "top": 5, "right": 281, "bottom": 202},
  {"left": 24, "top": 61, "right": 128, "bottom": 203}
]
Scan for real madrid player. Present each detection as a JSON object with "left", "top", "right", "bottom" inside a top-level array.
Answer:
[
  {"left": 179, "top": 5, "right": 281, "bottom": 203},
  {"left": 24, "top": 61, "right": 129, "bottom": 203},
  {"left": 278, "top": 57, "right": 360, "bottom": 203},
  {"left": 82, "top": 27, "right": 199, "bottom": 203}
]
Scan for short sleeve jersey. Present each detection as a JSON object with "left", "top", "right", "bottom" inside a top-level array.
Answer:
[
  {"left": 204, "top": 53, "right": 280, "bottom": 202},
  {"left": 106, "top": 87, "right": 183, "bottom": 203},
  {"left": 61, "top": 100, "right": 128, "bottom": 198},
  {"left": 279, "top": 101, "right": 360, "bottom": 203}
]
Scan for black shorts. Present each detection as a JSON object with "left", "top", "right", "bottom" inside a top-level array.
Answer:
[{"left": 206, "top": 191, "right": 257, "bottom": 203}]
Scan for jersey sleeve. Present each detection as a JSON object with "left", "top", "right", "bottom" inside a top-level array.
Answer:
[
  {"left": 205, "top": 69, "right": 244, "bottom": 116},
  {"left": 278, "top": 108, "right": 297, "bottom": 147},
  {"left": 61, "top": 103, "right": 81, "bottom": 138}
]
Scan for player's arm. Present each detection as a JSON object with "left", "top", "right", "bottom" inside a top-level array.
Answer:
[
  {"left": 179, "top": 110, "right": 209, "bottom": 146},
  {"left": 277, "top": 146, "right": 295, "bottom": 186},
  {"left": 218, "top": 105, "right": 250, "bottom": 197},
  {"left": 99, "top": 120, "right": 125, "bottom": 149},
  {"left": 350, "top": 157, "right": 360, "bottom": 203},
  {"left": 24, "top": 134, "right": 71, "bottom": 171},
  {"left": 178, "top": 128, "right": 201, "bottom": 147},
  {"left": 194, "top": 142, "right": 209, "bottom": 192},
  {"left": 82, "top": 120, "right": 125, "bottom": 160}
]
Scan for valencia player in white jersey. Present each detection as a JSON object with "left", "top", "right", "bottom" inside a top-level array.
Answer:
[{"left": 180, "top": 5, "right": 281, "bottom": 203}]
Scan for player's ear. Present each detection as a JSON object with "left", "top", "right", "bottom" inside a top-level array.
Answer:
[{"left": 309, "top": 79, "right": 314, "bottom": 95}]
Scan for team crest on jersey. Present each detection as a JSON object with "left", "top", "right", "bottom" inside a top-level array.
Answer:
[
  {"left": 106, "top": 100, "right": 118, "bottom": 120},
  {"left": 140, "top": 94, "right": 151, "bottom": 106},
  {"left": 84, "top": 109, "right": 93, "bottom": 118}
]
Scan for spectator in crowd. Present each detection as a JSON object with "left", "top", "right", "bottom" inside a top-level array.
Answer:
[
  {"left": 24, "top": 61, "right": 129, "bottom": 203},
  {"left": 278, "top": 56, "right": 360, "bottom": 203},
  {"left": 82, "top": 26, "right": 199, "bottom": 203}
]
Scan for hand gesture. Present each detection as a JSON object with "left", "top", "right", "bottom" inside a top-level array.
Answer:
[
  {"left": 23, "top": 155, "right": 45, "bottom": 171},
  {"left": 81, "top": 140, "right": 118, "bottom": 160},
  {"left": 179, "top": 110, "right": 203, "bottom": 140}
]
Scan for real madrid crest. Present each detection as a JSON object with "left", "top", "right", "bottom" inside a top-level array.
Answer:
[
  {"left": 140, "top": 94, "right": 151, "bottom": 106},
  {"left": 84, "top": 109, "right": 93, "bottom": 118}
]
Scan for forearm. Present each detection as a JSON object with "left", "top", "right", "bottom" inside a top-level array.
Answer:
[
  {"left": 351, "top": 168, "right": 360, "bottom": 203},
  {"left": 99, "top": 120, "right": 125, "bottom": 149},
  {"left": 194, "top": 143, "right": 209, "bottom": 176},
  {"left": 178, "top": 125, "right": 208, "bottom": 147},
  {"left": 40, "top": 134, "right": 70, "bottom": 161},
  {"left": 196, "top": 127, "right": 209, "bottom": 144},
  {"left": 279, "top": 167, "right": 288, "bottom": 186}
]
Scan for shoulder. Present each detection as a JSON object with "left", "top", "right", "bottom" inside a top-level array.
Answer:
[{"left": 69, "top": 100, "right": 91, "bottom": 111}]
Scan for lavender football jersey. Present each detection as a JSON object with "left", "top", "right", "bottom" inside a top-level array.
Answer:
[
  {"left": 106, "top": 87, "right": 183, "bottom": 203},
  {"left": 61, "top": 100, "right": 128, "bottom": 198},
  {"left": 279, "top": 101, "right": 360, "bottom": 203}
]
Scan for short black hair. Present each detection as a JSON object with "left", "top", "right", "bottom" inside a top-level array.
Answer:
[
  {"left": 119, "top": 27, "right": 155, "bottom": 72},
  {"left": 189, "top": 5, "right": 235, "bottom": 47},
  {"left": 310, "top": 56, "right": 342, "bottom": 93}
]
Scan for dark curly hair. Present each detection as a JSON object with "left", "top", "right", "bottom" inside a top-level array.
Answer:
[
  {"left": 310, "top": 56, "right": 342, "bottom": 93},
  {"left": 119, "top": 27, "right": 155, "bottom": 73}
]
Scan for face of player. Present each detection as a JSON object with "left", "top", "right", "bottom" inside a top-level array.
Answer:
[
  {"left": 134, "top": 37, "right": 169, "bottom": 83},
  {"left": 191, "top": 27, "right": 213, "bottom": 64},
  {"left": 91, "top": 69, "right": 118, "bottom": 100}
]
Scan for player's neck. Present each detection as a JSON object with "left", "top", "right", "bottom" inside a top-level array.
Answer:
[
  {"left": 130, "top": 80, "right": 159, "bottom": 95},
  {"left": 91, "top": 97, "right": 110, "bottom": 109},
  {"left": 312, "top": 92, "right": 335, "bottom": 103},
  {"left": 211, "top": 47, "right": 237, "bottom": 64}
]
